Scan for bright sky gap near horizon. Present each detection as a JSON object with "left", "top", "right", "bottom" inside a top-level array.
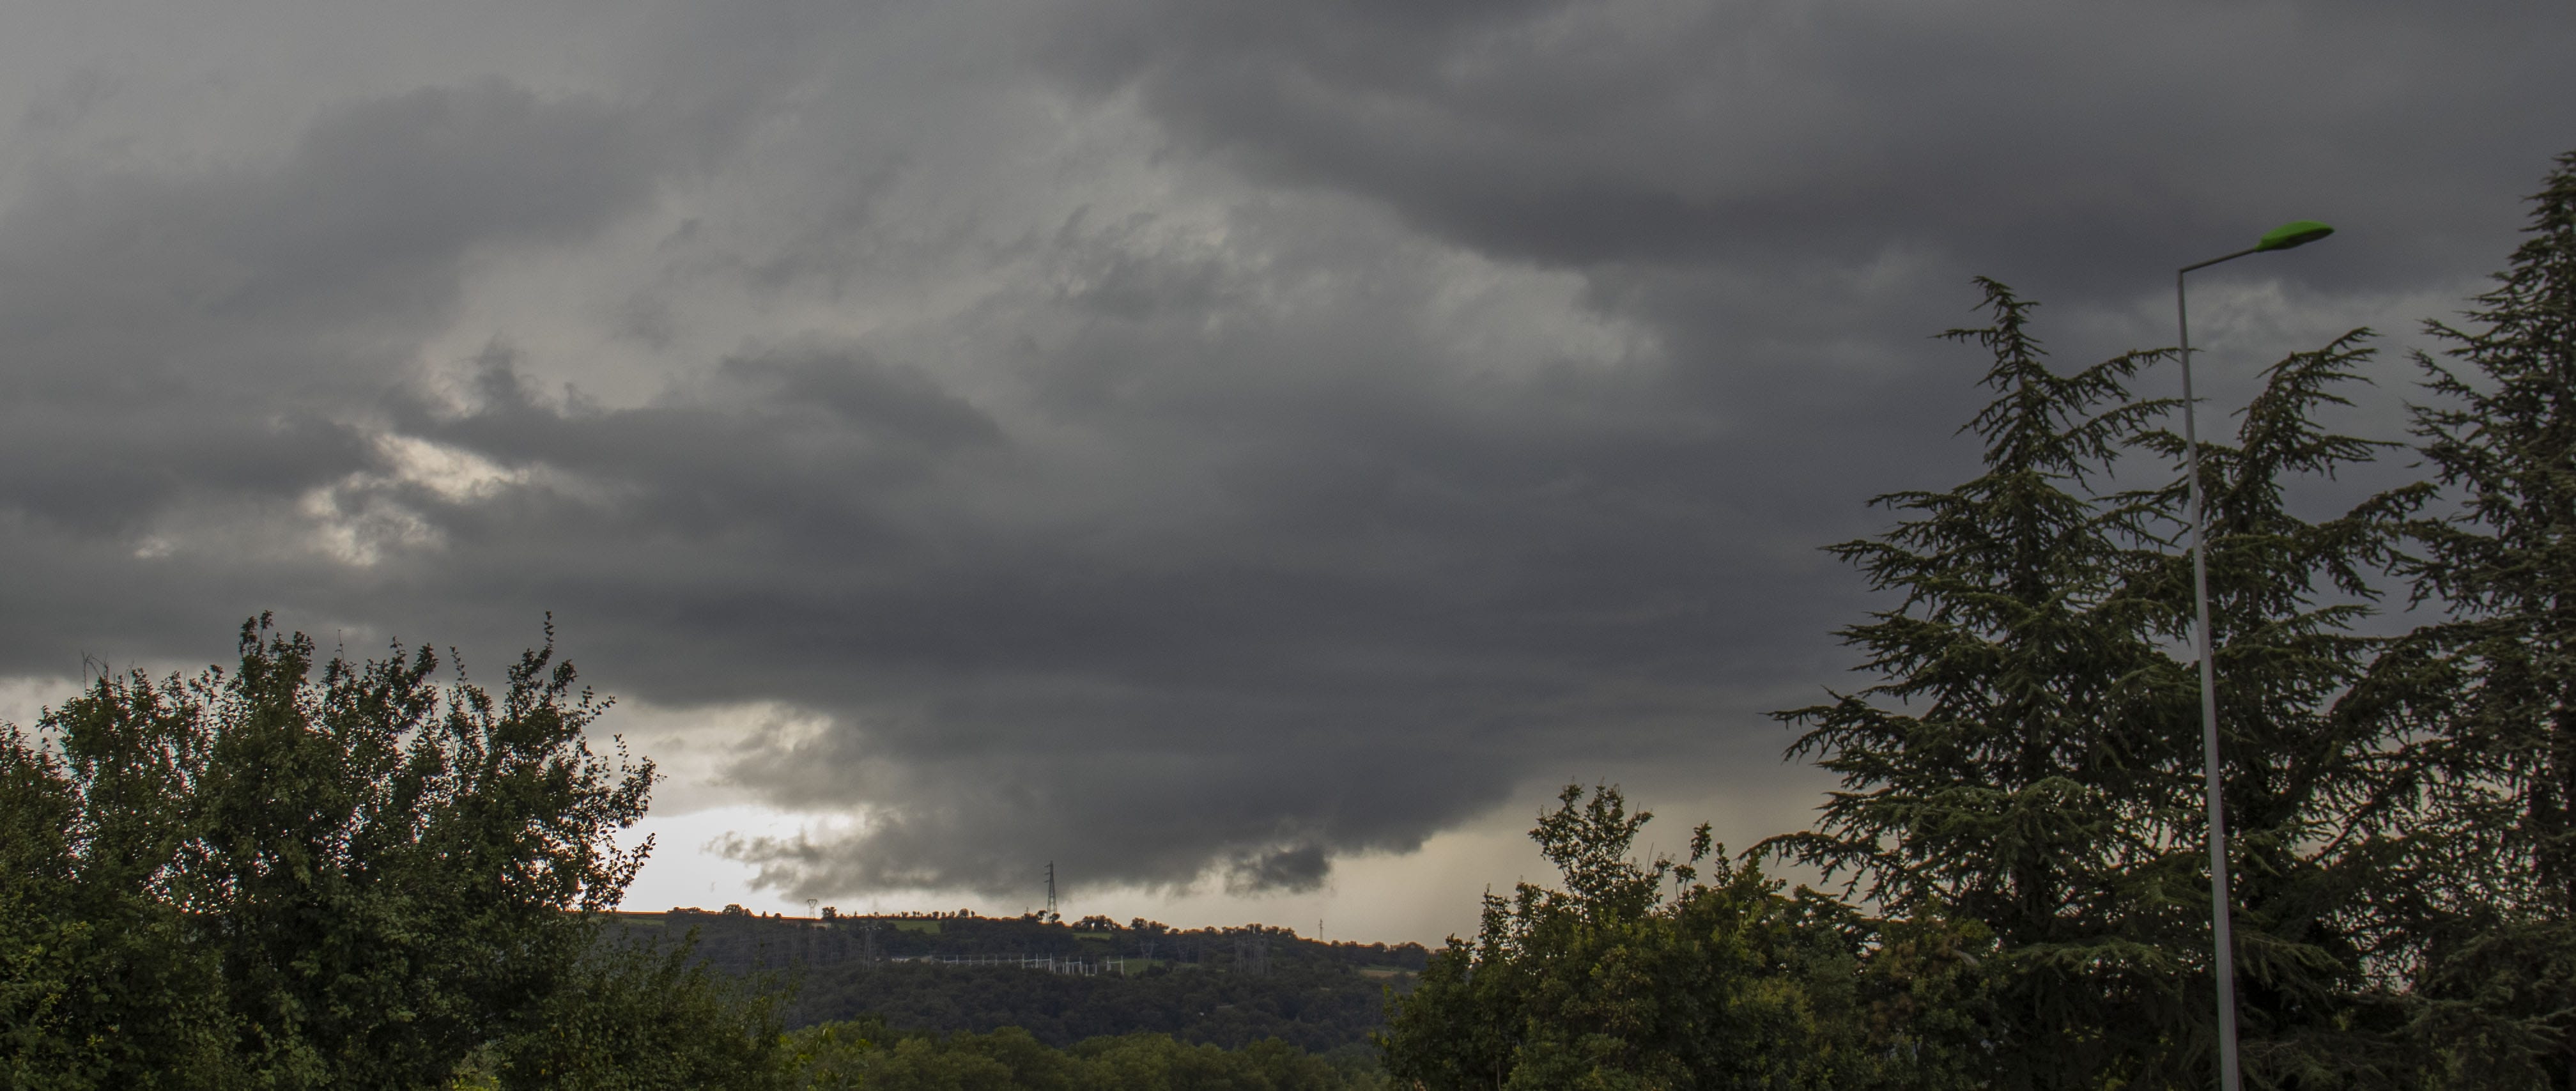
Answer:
[{"left": 3, "top": 1, "right": 2570, "bottom": 945}]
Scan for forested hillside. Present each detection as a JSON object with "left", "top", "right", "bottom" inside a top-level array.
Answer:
[{"left": 606, "top": 909, "right": 1424, "bottom": 1051}]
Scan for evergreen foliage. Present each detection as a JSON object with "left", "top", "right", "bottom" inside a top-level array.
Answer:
[
  {"left": 1378, "top": 152, "right": 2576, "bottom": 1085},
  {"left": 1761, "top": 282, "right": 2436, "bottom": 1086},
  {"left": 2405, "top": 149, "right": 2576, "bottom": 1090},
  {"left": 1759, "top": 281, "right": 2203, "bottom": 1085},
  {"left": 2133, "top": 330, "right": 2430, "bottom": 1087}
]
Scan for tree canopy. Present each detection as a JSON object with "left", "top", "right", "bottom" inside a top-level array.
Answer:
[
  {"left": 1380, "top": 784, "right": 1984, "bottom": 1090},
  {"left": 1, "top": 615, "right": 780, "bottom": 1090},
  {"left": 2401, "top": 148, "right": 2576, "bottom": 1090}
]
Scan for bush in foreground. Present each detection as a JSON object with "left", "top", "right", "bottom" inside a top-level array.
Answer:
[{"left": 1, "top": 616, "right": 783, "bottom": 1090}]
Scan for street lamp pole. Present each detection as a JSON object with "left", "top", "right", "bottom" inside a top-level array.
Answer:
[{"left": 2173, "top": 219, "right": 2333, "bottom": 1091}]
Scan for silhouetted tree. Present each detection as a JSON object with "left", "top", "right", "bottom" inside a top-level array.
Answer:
[
  {"left": 1768, "top": 279, "right": 2441, "bottom": 1087},
  {"left": 1, "top": 615, "right": 783, "bottom": 1089},
  {"left": 2405, "top": 149, "right": 2576, "bottom": 1091},
  {"left": 1382, "top": 784, "right": 1983, "bottom": 1090},
  {"left": 2131, "top": 330, "right": 2430, "bottom": 1086},
  {"left": 1762, "top": 281, "right": 2191, "bottom": 1086}
]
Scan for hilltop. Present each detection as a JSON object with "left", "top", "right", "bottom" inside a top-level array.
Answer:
[{"left": 608, "top": 908, "right": 1428, "bottom": 1053}]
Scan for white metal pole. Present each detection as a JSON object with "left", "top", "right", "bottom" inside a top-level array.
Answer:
[{"left": 2177, "top": 254, "right": 2248, "bottom": 1091}]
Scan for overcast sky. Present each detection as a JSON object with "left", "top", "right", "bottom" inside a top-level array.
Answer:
[{"left": 3, "top": 0, "right": 2570, "bottom": 943}]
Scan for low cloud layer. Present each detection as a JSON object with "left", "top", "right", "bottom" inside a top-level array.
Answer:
[{"left": 3, "top": 0, "right": 2570, "bottom": 901}]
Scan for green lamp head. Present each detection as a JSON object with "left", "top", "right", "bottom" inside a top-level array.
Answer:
[{"left": 2255, "top": 220, "right": 2334, "bottom": 252}]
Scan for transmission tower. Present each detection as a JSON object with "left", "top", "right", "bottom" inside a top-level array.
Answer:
[{"left": 1045, "top": 862, "right": 1058, "bottom": 918}]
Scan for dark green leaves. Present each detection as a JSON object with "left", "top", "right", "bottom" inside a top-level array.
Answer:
[
  {"left": 1381, "top": 784, "right": 1983, "bottom": 1091},
  {"left": 0, "top": 615, "right": 726, "bottom": 1090}
]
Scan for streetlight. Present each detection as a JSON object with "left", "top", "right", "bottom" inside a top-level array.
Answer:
[{"left": 2174, "top": 218, "right": 2333, "bottom": 1091}]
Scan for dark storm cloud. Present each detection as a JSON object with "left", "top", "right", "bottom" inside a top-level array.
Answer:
[
  {"left": 4, "top": 0, "right": 2570, "bottom": 902},
  {"left": 1043, "top": 0, "right": 2574, "bottom": 292},
  {"left": 359, "top": 212, "right": 1790, "bottom": 894}
]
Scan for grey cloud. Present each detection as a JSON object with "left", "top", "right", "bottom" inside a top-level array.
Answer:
[
  {"left": 1044, "top": 1, "right": 2576, "bottom": 294},
  {"left": 259, "top": 191, "right": 1831, "bottom": 896},
  {"left": 0, "top": 81, "right": 675, "bottom": 536},
  {"left": 251, "top": 83, "right": 666, "bottom": 309},
  {"left": 1228, "top": 844, "right": 1330, "bottom": 895},
  {"left": 721, "top": 731, "right": 1501, "bottom": 899},
  {"left": 1, "top": 0, "right": 2563, "bottom": 908},
  {"left": 404, "top": 344, "right": 1003, "bottom": 510},
  {"left": 3, "top": 82, "right": 661, "bottom": 359}
]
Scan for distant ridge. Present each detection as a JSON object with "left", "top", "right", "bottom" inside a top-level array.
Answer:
[{"left": 603, "top": 907, "right": 1427, "bottom": 1051}]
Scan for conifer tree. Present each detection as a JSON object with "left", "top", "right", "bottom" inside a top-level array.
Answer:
[
  {"left": 2405, "top": 149, "right": 2576, "bottom": 1090},
  {"left": 2132, "top": 332, "right": 2430, "bottom": 1087},
  {"left": 1764, "top": 279, "right": 2191, "bottom": 1087}
]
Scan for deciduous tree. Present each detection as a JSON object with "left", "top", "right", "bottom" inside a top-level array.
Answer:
[
  {"left": 1, "top": 615, "right": 782, "bottom": 1089},
  {"left": 1381, "top": 784, "right": 1982, "bottom": 1090}
]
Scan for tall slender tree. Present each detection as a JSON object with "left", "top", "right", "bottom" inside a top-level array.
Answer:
[
  {"left": 2132, "top": 331, "right": 2431, "bottom": 1087},
  {"left": 1772, "top": 279, "right": 2448, "bottom": 1088},
  {"left": 1764, "top": 279, "right": 2193, "bottom": 1087},
  {"left": 2406, "top": 150, "right": 2576, "bottom": 1090}
]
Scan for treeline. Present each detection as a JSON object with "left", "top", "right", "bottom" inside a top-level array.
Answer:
[
  {"left": 622, "top": 908, "right": 1426, "bottom": 980},
  {"left": 608, "top": 911, "right": 1420, "bottom": 1051},
  {"left": 775, "top": 1021, "right": 1388, "bottom": 1090},
  {"left": 789, "top": 960, "right": 1395, "bottom": 1054},
  {"left": 1374, "top": 152, "right": 2576, "bottom": 1089}
]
